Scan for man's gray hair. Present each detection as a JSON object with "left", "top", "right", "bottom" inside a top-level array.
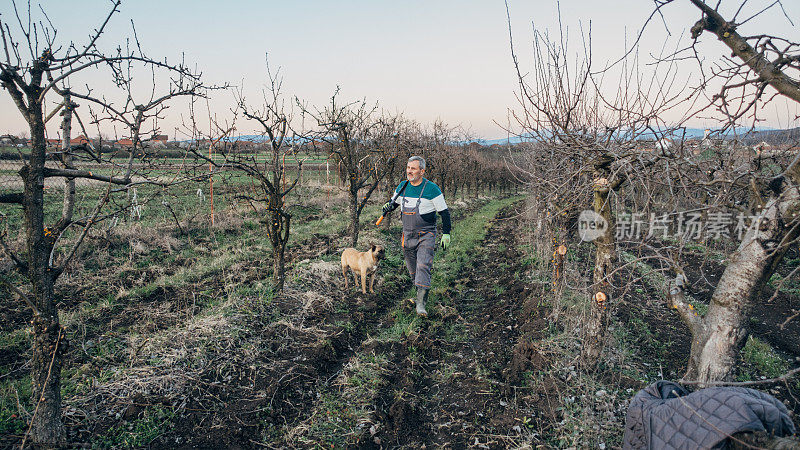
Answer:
[{"left": 408, "top": 155, "right": 426, "bottom": 170}]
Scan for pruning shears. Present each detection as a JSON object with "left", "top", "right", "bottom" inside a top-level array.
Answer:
[{"left": 375, "top": 180, "right": 409, "bottom": 226}]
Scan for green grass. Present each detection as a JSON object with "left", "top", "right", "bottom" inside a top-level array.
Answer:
[
  {"left": 92, "top": 405, "right": 176, "bottom": 449},
  {"left": 0, "top": 327, "right": 32, "bottom": 435},
  {"left": 1, "top": 181, "right": 512, "bottom": 447},
  {"left": 299, "top": 393, "right": 361, "bottom": 448},
  {"left": 0, "top": 328, "right": 30, "bottom": 373},
  {"left": 377, "top": 306, "right": 423, "bottom": 342},
  {"left": 442, "top": 321, "right": 470, "bottom": 343},
  {"left": 768, "top": 272, "right": 800, "bottom": 297},
  {"left": 292, "top": 352, "right": 389, "bottom": 447},
  {"left": 84, "top": 336, "right": 127, "bottom": 364},
  {"left": 737, "top": 335, "right": 789, "bottom": 381},
  {"left": 279, "top": 195, "right": 521, "bottom": 446},
  {"left": 432, "top": 356, "right": 460, "bottom": 383},
  {"left": 0, "top": 375, "right": 31, "bottom": 436},
  {"left": 430, "top": 195, "right": 523, "bottom": 293},
  {"left": 611, "top": 308, "right": 669, "bottom": 378}
]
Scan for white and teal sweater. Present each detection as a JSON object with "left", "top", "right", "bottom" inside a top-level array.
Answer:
[{"left": 390, "top": 178, "right": 451, "bottom": 234}]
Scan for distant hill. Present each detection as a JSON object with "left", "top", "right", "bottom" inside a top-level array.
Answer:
[
  {"left": 478, "top": 127, "right": 797, "bottom": 146},
  {"left": 196, "top": 128, "right": 798, "bottom": 147},
  {"left": 739, "top": 127, "right": 800, "bottom": 145},
  {"left": 222, "top": 135, "right": 305, "bottom": 143}
]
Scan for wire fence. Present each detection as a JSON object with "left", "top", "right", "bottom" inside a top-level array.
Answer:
[
  {"left": 0, "top": 159, "right": 108, "bottom": 192},
  {"left": 0, "top": 155, "right": 348, "bottom": 193},
  {"left": 0, "top": 158, "right": 17, "bottom": 192}
]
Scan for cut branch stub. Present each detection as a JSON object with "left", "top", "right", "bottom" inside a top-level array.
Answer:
[{"left": 594, "top": 291, "right": 607, "bottom": 310}]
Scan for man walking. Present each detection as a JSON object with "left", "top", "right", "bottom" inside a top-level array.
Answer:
[{"left": 383, "top": 156, "right": 451, "bottom": 316}]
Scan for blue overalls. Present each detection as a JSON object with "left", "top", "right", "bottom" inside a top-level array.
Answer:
[{"left": 401, "top": 179, "right": 437, "bottom": 288}]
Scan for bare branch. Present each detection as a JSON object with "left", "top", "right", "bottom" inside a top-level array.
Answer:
[
  {"left": 680, "top": 366, "right": 800, "bottom": 387},
  {"left": 689, "top": 0, "right": 800, "bottom": 104},
  {"left": 0, "top": 271, "right": 40, "bottom": 316},
  {"left": 667, "top": 272, "right": 703, "bottom": 335},
  {"left": 0, "top": 193, "right": 24, "bottom": 204},
  {"left": 53, "top": 190, "right": 109, "bottom": 276}
]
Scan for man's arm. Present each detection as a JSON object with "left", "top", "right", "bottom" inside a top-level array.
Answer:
[
  {"left": 439, "top": 208, "right": 451, "bottom": 234},
  {"left": 432, "top": 194, "right": 451, "bottom": 234},
  {"left": 438, "top": 201, "right": 452, "bottom": 250}
]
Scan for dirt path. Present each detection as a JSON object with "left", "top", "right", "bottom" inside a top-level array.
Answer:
[{"left": 365, "top": 200, "right": 543, "bottom": 448}]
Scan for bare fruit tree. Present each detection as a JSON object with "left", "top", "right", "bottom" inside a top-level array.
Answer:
[
  {"left": 650, "top": 0, "right": 800, "bottom": 383},
  {"left": 197, "top": 63, "right": 302, "bottom": 292},
  {"left": 303, "top": 90, "right": 403, "bottom": 247},
  {"left": 509, "top": 0, "right": 800, "bottom": 384},
  {"left": 507, "top": 13, "right": 688, "bottom": 367},
  {"left": 421, "top": 120, "right": 465, "bottom": 198},
  {"left": 0, "top": 2, "right": 205, "bottom": 445}
]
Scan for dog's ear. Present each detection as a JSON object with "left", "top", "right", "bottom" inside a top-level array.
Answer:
[{"left": 371, "top": 244, "right": 377, "bottom": 252}]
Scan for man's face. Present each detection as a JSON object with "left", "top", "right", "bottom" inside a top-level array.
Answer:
[{"left": 406, "top": 160, "right": 424, "bottom": 184}]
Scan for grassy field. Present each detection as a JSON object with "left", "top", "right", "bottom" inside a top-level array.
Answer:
[
  {"left": 0, "top": 179, "right": 517, "bottom": 446},
  {"left": 1, "top": 175, "right": 798, "bottom": 448}
]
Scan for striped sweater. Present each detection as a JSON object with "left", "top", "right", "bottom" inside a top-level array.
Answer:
[{"left": 391, "top": 178, "right": 451, "bottom": 234}]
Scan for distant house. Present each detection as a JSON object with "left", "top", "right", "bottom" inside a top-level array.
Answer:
[
  {"left": 0, "top": 135, "right": 17, "bottom": 145},
  {"left": 701, "top": 129, "right": 713, "bottom": 149},
  {"left": 115, "top": 138, "right": 135, "bottom": 149},
  {"left": 146, "top": 134, "right": 168, "bottom": 149},
  {"left": 655, "top": 138, "right": 673, "bottom": 151},
  {"left": 70, "top": 134, "right": 92, "bottom": 146},
  {"left": 753, "top": 141, "right": 770, "bottom": 154}
]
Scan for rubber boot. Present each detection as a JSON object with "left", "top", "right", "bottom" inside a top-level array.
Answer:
[{"left": 415, "top": 287, "right": 429, "bottom": 316}]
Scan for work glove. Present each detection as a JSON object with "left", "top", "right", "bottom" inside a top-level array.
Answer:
[
  {"left": 382, "top": 201, "right": 395, "bottom": 215},
  {"left": 440, "top": 233, "right": 451, "bottom": 250}
]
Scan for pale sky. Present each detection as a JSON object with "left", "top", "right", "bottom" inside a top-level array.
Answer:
[{"left": 1, "top": 1, "right": 798, "bottom": 140}]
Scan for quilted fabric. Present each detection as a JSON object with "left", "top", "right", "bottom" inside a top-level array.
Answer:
[{"left": 623, "top": 380, "right": 795, "bottom": 449}]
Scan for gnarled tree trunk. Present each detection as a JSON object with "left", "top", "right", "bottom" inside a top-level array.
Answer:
[
  {"left": 671, "top": 162, "right": 800, "bottom": 384},
  {"left": 24, "top": 112, "right": 66, "bottom": 445},
  {"left": 582, "top": 173, "right": 616, "bottom": 366},
  {"left": 349, "top": 189, "right": 360, "bottom": 247}
]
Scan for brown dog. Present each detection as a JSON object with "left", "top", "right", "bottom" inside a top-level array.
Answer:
[{"left": 341, "top": 244, "right": 385, "bottom": 294}]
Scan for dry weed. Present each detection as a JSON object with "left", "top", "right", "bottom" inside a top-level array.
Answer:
[
  {"left": 304, "top": 184, "right": 346, "bottom": 212},
  {"left": 299, "top": 291, "right": 334, "bottom": 316},
  {"left": 285, "top": 352, "right": 389, "bottom": 447}
]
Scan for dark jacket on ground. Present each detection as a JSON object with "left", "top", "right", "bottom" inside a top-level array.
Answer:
[{"left": 623, "top": 380, "right": 795, "bottom": 449}]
